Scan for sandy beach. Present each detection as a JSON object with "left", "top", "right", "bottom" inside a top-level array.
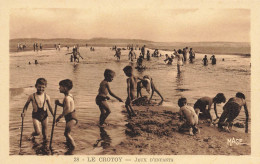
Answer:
[
  {"left": 9, "top": 46, "right": 251, "bottom": 155},
  {"left": 103, "top": 104, "right": 250, "bottom": 155}
]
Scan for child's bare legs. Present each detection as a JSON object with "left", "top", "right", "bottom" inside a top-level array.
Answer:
[
  {"left": 128, "top": 104, "right": 136, "bottom": 116},
  {"left": 41, "top": 118, "right": 48, "bottom": 140},
  {"left": 218, "top": 109, "right": 229, "bottom": 129},
  {"left": 98, "top": 101, "right": 111, "bottom": 125},
  {"left": 177, "top": 64, "right": 181, "bottom": 74},
  {"left": 64, "top": 120, "right": 77, "bottom": 149},
  {"left": 225, "top": 110, "right": 239, "bottom": 131},
  {"left": 125, "top": 97, "right": 135, "bottom": 118},
  {"left": 32, "top": 119, "right": 41, "bottom": 136}
]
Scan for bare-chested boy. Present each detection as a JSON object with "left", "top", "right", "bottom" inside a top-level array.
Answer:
[
  {"left": 21, "top": 78, "right": 54, "bottom": 140},
  {"left": 96, "top": 69, "right": 123, "bottom": 126},
  {"left": 218, "top": 92, "right": 249, "bottom": 133},
  {"left": 178, "top": 97, "right": 199, "bottom": 135},
  {"left": 194, "top": 93, "right": 226, "bottom": 123},
  {"left": 123, "top": 66, "right": 138, "bottom": 118},
  {"left": 55, "top": 79, "right": 78, "bottom": 149}
]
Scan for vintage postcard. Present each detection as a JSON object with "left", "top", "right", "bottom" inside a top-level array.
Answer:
[{"left": 1, "top": 0, "right": 260, "bottom": 163}]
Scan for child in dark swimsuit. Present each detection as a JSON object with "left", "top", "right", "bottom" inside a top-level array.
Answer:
[
  {"left": 194, "top": 93, "right": 226, "bottom": 124},
  {"left": 21, "top": 78, "right": 54, "bottom": 140},
  {"left": 96, "top": 69, "right": 123, "bottom": 126},
  {"left": 55, "top": 79, "right": 77, "bottom": 149},
  {"left": 218, "top": 92, "right": 249, "bottom": 133}
]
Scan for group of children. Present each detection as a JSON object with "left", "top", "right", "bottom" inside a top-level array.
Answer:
[
  {"left": 21, "top": 78, "right": 78, "bottom": 149},
  {"left": 177, "top": 92, "right": 249, "bottom": 135},
  {"left": 96, "top": 66, "right": 164, "bottom": 123},
  {"left": 21, "top": 63, "right": 249, "bottom": 151}
]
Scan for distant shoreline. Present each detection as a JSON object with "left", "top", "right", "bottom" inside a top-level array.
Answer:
[
  {"left": 10, "top": 38, "right": 250, "bottom": 55},
  {"left": 10, "top": 46, "right": 250, "bottom": 56}
]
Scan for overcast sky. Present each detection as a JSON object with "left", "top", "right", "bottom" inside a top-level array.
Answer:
[{"left": 9, "top": 8, "right": 250, "bottom": 42}]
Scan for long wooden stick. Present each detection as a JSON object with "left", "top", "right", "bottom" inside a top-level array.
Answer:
[
  {"left": 49, "top": 104, "right": 58, "bottom": 149},
  {"left": 19, "top": 116, "right": 24, "bottom": 147}
]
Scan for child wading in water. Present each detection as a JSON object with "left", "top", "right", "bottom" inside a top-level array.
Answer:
[
  {"left": 96, "top": 69, "right": 123, "bottom": 126},
  {"left": 55, "top": 79, "right": 78, "bottom": 149},
  {"left": 218, "top": 92, "right": 249, "bottom": 133},
  {"left": 123, "top": 66, "right": 138, "bottom": 118},
  {"left": 21, "top": 78, "right": 54, "bottom": 140},
  {"left": 178, "top": 97, "right": 199, "bottom": 136}
]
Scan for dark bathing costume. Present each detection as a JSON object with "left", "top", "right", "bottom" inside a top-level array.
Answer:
[
  {"left": 32, "top": 93, "right": 48, "bottom": 122},
  {"left": 194, "top": 99, "right": 207, "bottom": 114},
  {"left": 96, "top": 95, "right": 108, "bottom": 106},
  {"left": 64, "top": 95, "right": 78, "bottom": 124}
]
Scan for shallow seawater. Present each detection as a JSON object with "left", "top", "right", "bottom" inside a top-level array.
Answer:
[{"left": 10, "top": 47, "right": 251, "bottom": 155}]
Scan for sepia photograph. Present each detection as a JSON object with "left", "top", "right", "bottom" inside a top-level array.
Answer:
[{"left": 1, "top": 0, "right": 260, "bottom": 163}]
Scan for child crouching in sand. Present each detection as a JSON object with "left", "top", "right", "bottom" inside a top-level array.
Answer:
[
  {"left": 55, "top": 79, "right": 78, "bottom": 149},
  {"left": 178, "top": 97, "right": 199, "bottom": 136},
  {"left": 21, "top": 78, "right": 54, "bottom": 140},
  {"left": 96, "top": 69, "right": 123, "bottom": 126}
]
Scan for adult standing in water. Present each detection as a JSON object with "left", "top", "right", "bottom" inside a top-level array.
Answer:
[
  {"left": 175, "top": 49, "right": 184, "bottom": 74},
  {"left": 40, "top": 43, "right": 42, "bottom": 51},
  {"left": 58, "top": 43, "right": 61, "bottom": 51},
  {"left": 189, "top": 48, "right": 195, "bottom": 63},
  {"left": 128, "top": 47, "right": 136, "bottom": 62},
  {"left": 36, "top": 43, "right": 39, "bottom": 52},
  {"left": 114, "top": 48, "right": 121, "bottom": 61},
  {"left": 183, "top": 47, "right": 188, "bottom": 62},
  {"left": 147, "top": 50, "right": 150, "bottom": 61},
  {"left": 210, "top": 55, "right": 216, "bottom": 65},
  {"left": 33, "top": 43, "right": 36, "bottom": 52},
  {"left": 141, "top": 45, "right": 145, "bottom": 58},
  {"left": 202, "top": 55, "right": 208, "bottom": 66}
]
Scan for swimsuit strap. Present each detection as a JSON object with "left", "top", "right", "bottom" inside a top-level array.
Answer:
[{"left": 33, "top": 93, "right": 46, "bottom": 110}]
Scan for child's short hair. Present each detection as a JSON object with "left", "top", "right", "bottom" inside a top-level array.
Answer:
[
  {"left": 213, "top": 93, "right": 226, "bottom": 103},
  {"left": 123, "top": 66, "right": 133, "bottom": 74},
  {"left": 178, "top": 97, "right": 187, "bottom": 107},
  {"left": 104, "top": 69, "right": 115, "bottom": 79},
  {"left": 59, "top": 79, "right": 73, "bottom": 90},
  {"left": 236, "top": 92, "right": 245, "bottom": 99},
  {"left": 35, "top": 78, "right": 47, "bottom": 86}
]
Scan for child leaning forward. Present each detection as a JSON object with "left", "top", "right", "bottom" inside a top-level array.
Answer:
[{"left": 55, "top": 79, "right": 78, "bottom": 149}]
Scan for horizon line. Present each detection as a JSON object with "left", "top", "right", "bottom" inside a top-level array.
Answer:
[{"left": 9, "top": 37, "right": 250, "bottom": 43}]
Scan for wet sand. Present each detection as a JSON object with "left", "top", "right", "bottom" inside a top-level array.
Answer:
[{"left": 104, "top": 104, "right": 250, "bottom": 155}]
